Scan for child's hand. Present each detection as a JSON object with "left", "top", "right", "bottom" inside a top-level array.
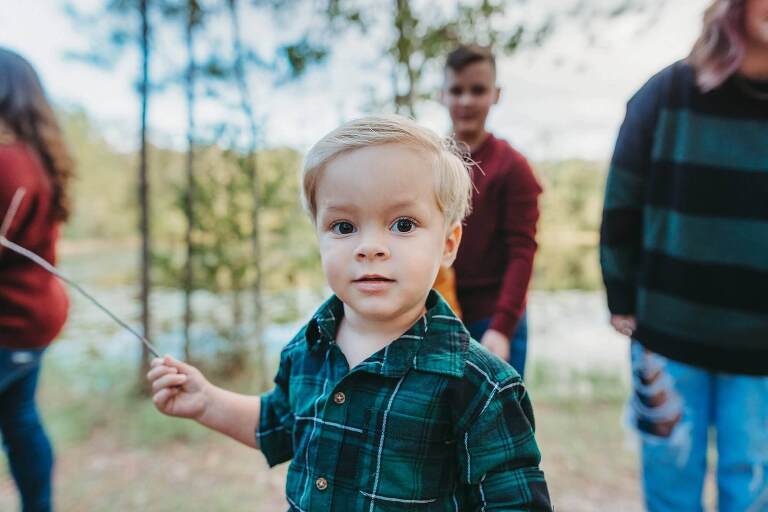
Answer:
[{"left": 147, "top": 356, "right": 210, "bottom": 420}]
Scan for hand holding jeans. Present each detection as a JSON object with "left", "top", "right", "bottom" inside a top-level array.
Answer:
[{"left": 611, "top": 314, "right": 636, "bottom": 337}]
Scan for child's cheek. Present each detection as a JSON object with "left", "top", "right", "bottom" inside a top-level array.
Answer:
[{"left": 319, "top": 243, "right": 347, "bottom": 289}]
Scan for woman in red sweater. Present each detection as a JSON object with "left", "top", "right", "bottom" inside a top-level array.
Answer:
[{"left": 0, "top": 48, "right": 73, "bottom": 512}]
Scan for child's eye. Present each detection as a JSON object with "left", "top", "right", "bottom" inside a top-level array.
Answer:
[
  {"left": 390, "top": 218, "right": 416, "bottom": 233},
  {"left": 330, "top": 221, "right": 356, "bottom": 235}
]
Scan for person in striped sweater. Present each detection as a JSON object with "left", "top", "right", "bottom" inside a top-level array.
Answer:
[{"left": 600, "top": 0, "right": 768, "bottom": 510}]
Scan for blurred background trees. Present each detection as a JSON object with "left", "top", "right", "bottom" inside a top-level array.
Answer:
[
  {"left": 57, "top": 0, "right": 665, "bottom": 387},
  {"left": 0, "top": 1, "right": 703, "bottom": 508}
]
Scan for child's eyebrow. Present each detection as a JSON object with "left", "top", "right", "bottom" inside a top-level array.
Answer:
[
  {"left": 384, "top": 199, "right": 425, "bottom": 212},
  {"left": 322, "top": 199, "right": 422, "bottom": 211},
  {"left": 318, "top": 199, "right": 429, "bottom": 221},
  {"left": 319, "top": 204, "right": 357, "bottom": 215}
]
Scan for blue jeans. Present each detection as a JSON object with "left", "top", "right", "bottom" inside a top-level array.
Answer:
[
  {"left": 0, "top": 347, "right": 53, "bottom": 512},
  {"left": 628, "top": 342, "right": 768, "bottom": 512},
  {"left": 466, "top": 312, "right": 528, "bottom": 378}
]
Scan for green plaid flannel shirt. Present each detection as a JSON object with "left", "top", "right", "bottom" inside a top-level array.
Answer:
[{"left": 257, "top": 291, "right": 552, "bottom": 511}]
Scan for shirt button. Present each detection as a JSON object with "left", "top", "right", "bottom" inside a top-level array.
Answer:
[
  {"left": 333, "top": 391, "right": 346, "bottom": 405},
  {"left": 315, "top": 477, "right": 328, "bottom": 491}
]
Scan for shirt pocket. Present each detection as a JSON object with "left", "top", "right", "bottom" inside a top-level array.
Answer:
[{"left": 360, "top": 409, "right": 456, "bottom": 509}]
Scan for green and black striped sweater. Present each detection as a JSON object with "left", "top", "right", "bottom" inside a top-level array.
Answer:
[{"left": 601, "top": 60, "right": 768, "bottom": 375}]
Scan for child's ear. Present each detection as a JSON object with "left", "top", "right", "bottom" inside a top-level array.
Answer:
[
  {"left": 493, "top": 86, "right": 501, "bottom": 105},
  {"left": 441, "top": 222, "right": 463, "bottom": 267}
]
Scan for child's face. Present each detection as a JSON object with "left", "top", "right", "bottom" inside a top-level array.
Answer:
[
  {"left": 314, "top": 143, "right": 461, "bottom": 323},
  {"left": 441, "top": 61, "right": 500, "bottom": 140}
]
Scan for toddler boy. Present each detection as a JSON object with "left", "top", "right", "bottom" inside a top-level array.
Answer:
[{"left": 148, "top": 115, "right": 551, "bottom": 510}]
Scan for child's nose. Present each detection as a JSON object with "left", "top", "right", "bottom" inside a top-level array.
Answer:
[{"left": 355, "top": 239, "right": 390, "bottom": 260}]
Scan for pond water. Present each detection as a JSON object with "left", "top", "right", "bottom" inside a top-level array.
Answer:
[{"left": 50, "top": 243, "right": 630, "bottom": 382}]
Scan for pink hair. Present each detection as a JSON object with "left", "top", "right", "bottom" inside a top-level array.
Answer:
[{"left": 688, "top": 0, "right": 748, "bottom": 92}]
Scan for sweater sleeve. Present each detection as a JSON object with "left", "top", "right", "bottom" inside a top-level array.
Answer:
[
  {"left": 0, "top": 146, "right": 38, "bottom": 249},
  {"left": 600, "top": 67, "right": 669, "bottom": 315},
  {"left": 489, "top": 155, "right": 542, "bottom": 337}
]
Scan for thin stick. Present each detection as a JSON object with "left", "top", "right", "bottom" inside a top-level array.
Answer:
[
  {"left": 0, "top": 187, "right": 26, "bottom": 241},
  {"left": 0, "top": 189, "right": 161, "bottom": 358}
]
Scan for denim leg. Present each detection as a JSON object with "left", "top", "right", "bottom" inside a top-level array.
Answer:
[
  {"left": 627, "top": 342, "right": 711, "bottom": 512},
  {"left": 0, "top": 349, "right": 53, "bottom": 512},
  {"left": 508, "top": 313, "right": 528, "bottom": 379},
  {"left": 465, "top": 313, "right": 528, "bottom": 378},
  {"left": 465, "top": 318, "right": 491, "bottom": 344},
  {"left": 714, "top": 372, "right": 768, "bottom": 512}
]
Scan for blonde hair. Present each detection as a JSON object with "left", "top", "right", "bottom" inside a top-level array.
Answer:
[{"left": 302, "top": 115, "right": 472, "bottom": 226}]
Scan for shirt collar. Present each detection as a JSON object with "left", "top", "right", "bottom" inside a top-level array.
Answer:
[
  {"left": 305, "top": 294, "right": 344, "bottom": 351},
  {"left": 304, "top": 290, "right": 470, "bottom": 378}
]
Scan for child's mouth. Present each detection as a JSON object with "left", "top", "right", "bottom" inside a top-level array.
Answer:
[
  {"left": 354, "top": 275, "right": 394, "bottom": 282},
  {"left": 353, "top": 275, "right": 395, "bottom": 291}
]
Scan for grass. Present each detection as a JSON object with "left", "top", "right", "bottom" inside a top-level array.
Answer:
[{"left": 1, "top": 358, "right": 641, "bottom": 511}]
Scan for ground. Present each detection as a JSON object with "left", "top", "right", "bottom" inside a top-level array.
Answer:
[
  {"left": 2, "top": 291, "right": 650, "bottom": 511},
  {"left": 0, "top": 363, "right": 643, "bottom": 511},
  {"left": 0, "top": 400, "right": 643, "bottom": 511}
]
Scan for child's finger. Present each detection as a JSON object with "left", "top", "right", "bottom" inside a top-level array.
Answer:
[
  {"left": 162, "top": 355, "right": 197, "bottom": 375},
  {"left": 151, "top": 373, "right": 188, "bottom": 393},
  {"left": 147, "top": 365, "right": 178, "bottom": 381},
  {"left": 153, "top": 388, "right": 174, "bottom": 410},
  {"left": 151, "top": 356, "right": 171, "bottom": 368}
]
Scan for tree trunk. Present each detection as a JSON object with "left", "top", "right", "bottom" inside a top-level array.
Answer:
[
  {"left": 183, "top": 4, "right": 197, "bottom": 362},
  {"left": 394, "top": 0, "right": 416, "bottom": 117},
  {"left": 228, "top": 0, "right": 267, "bottom": 390},
  {"left": 138, "top": 0, "right": 152, "bottom": 394}
]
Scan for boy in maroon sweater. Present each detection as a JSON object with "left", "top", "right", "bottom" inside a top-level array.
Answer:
[{"left": 440, "top": 44, "right": 541, "bottom": 377}]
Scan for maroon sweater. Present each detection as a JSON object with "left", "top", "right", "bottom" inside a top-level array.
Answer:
[
  {"left": 454, "top": 134, "right": 541, "bottom": 337},
  {"left": 0, "top": 142, "right": 68, "bottom": 349}
]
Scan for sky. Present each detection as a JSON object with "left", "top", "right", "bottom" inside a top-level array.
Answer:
[{"left": 0, "top": 0, "right": 708, "bottom": 161}]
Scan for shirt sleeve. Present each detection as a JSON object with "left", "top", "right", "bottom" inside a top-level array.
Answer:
[
  {"left": 457, "top": 377, "right": 552, "bottom": 511},
  {"left": 600, "top": 67, "right": 668, "bottom": 315},
  {"left": 257, "top": 347, "right": 295, "bottom": 467},
  {"left": 489, "top": 156, "right": 542, "bottom": 337}
]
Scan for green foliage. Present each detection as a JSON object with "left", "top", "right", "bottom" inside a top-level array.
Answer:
[
  {"left": 61, "top": 109, "right": 609, "bottom": 298},
  {"left": 146, "top": 136, "right": 319, "bottom": 366},
  {"left": 61, "top": 110, "right": 136, "bottom": 240},
  {"left": 60, "top": 109, "right": 321, "bottom": 294},
  {"left": 533, "top": 159, "right": 607, "bottom": 291},
  {"left": 538, "top": 159, "right": 606, "bottom": 233},
  {"left": 150, "top": 144, "right": 320, "bottom": 295}
]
